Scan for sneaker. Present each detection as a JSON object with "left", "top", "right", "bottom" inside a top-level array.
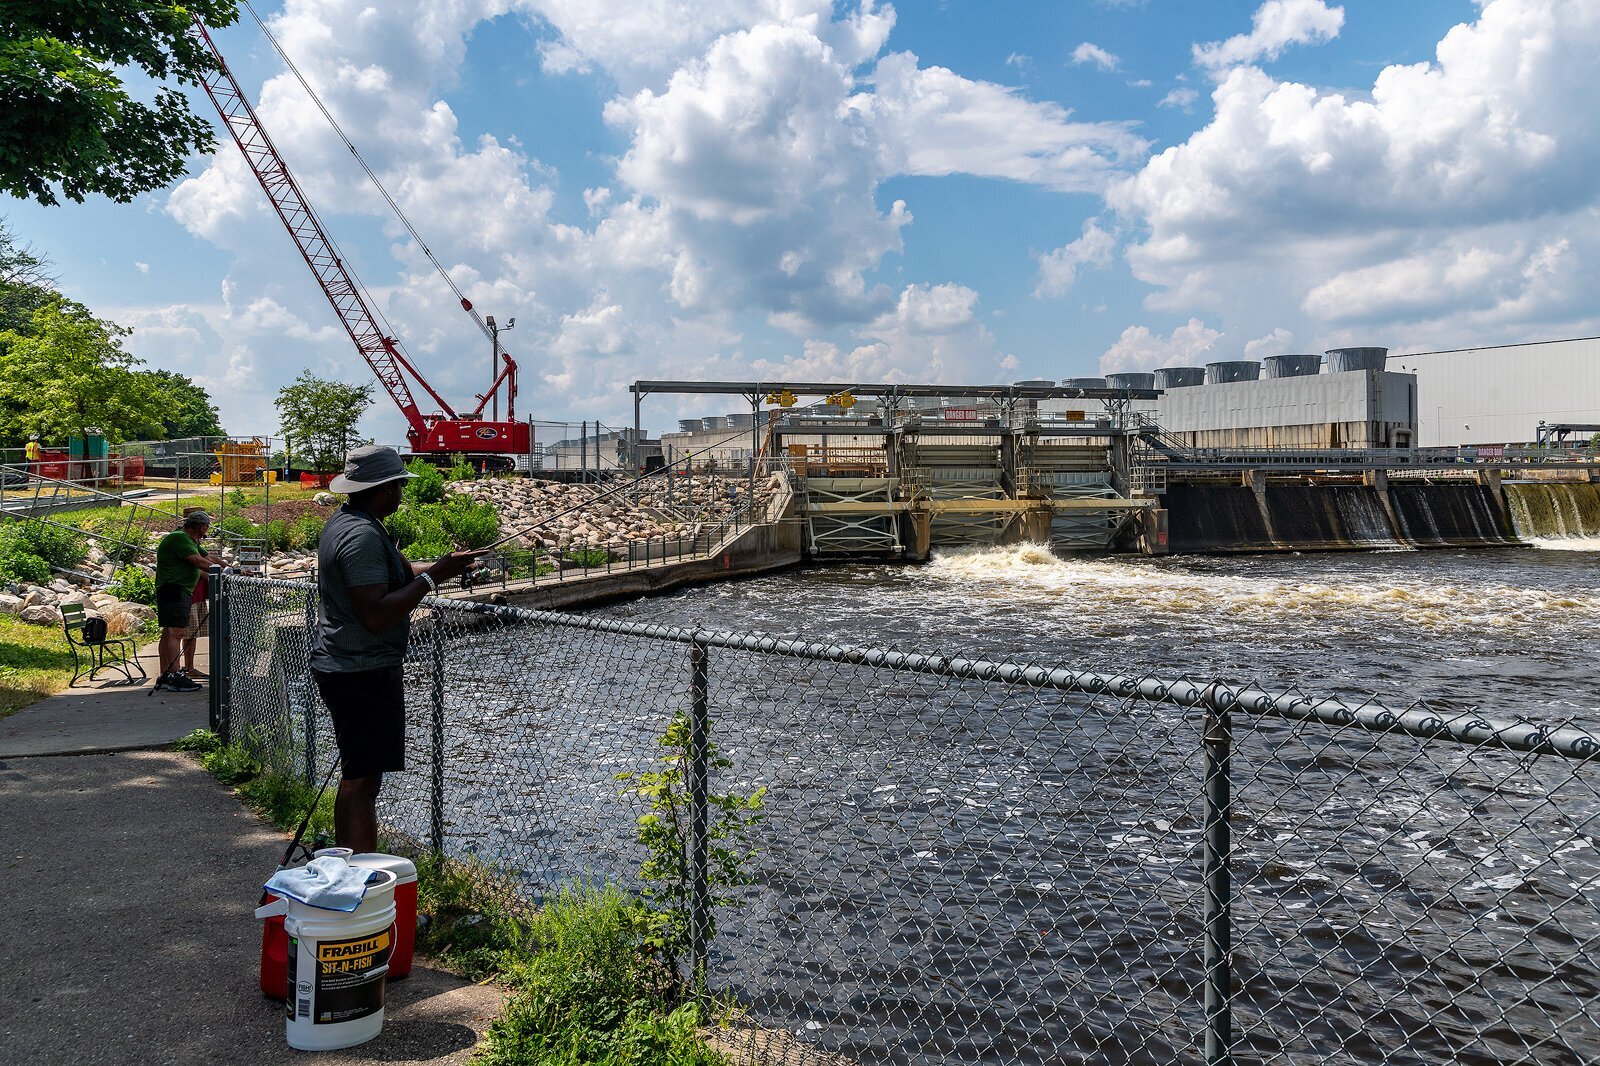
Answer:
[
  {"left": 169, "top": 674, "right": 202, "bottom": 693},
  {"left": 153, "top": 672, "right": 176, "bottom": 691}
]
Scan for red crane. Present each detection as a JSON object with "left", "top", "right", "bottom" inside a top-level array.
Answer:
[{"left": 191, "top": 17, "right": 531, "bottom": 459}]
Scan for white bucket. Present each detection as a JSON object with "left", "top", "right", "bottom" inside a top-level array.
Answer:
[{"left": 258, "top": 868, "right": 398, "bottom": 1051}]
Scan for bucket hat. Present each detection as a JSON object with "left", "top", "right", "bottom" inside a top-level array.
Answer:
[{"left": 329, "top": 445, "right": 416, "bottom": 494}]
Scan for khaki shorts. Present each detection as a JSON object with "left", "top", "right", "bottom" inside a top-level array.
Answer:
[{"left": 185, "top": 599, "right": 210, "bottom": 641}]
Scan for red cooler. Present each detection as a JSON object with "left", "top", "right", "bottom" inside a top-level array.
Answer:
[
  {"left": 259, "top": 893, "right": 289, "bottom": 998},
  {"left": 349, "top": 853, "right": 418, "bottom": 979}
]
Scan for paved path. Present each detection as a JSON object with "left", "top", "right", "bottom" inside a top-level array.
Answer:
[
  {"left": 0, "top": 640, "right": 210, "bottom": 757},
  {"left": 0, "top": 749, "right": 504, "bottom": 1064}
]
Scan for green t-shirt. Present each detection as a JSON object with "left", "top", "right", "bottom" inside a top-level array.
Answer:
[{"left": 155, "top": 529, "right": 205, "bottom": 594}]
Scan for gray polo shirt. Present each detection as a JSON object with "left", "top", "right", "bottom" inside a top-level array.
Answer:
[{"left": 310, "top": 506, "right": 412, "bottom": 673}]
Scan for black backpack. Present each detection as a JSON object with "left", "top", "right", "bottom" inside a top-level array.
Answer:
[{"left": 81, "top": 616, "right": 109, "bottom": 644}]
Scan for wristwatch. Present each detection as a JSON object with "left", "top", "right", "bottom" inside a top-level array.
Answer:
[{"left": 420, "top": 572, "right": 437, "bottom": 593}]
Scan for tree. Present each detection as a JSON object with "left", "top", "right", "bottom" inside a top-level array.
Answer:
[
  {"left": 134, "top": 369, "right": 225, "bottom": 438},
  {"left": 275, "top": 371, "right": 374, "bottom": 472},
  {"left": 0, "top": 221, "right": 56, "bottom": 332},
  {"left": 0, "top": 2, "right": 239, "bottom": 206},
  {"left": 0, "top": 297, "right": 162, "bottom": 442}
]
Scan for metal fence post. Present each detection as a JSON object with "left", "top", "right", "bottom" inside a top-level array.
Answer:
[
  {"left": 206, "top": 564, "right": 222, "bottom": 736},
  {"left": 686, "top": 637, "right": 711, "bottom": 993},
  {"left": 429, "top": 612, "right": 446, "bottom": 860},
  {"left": 302, "top": 590, "right": 318, "bottom": 787},
  {"left": 1202, "top": 695, "right": 1234, "bottom": 1066},
  {"left": 216, "top": 568, "right": 232, "bottom": 747}
]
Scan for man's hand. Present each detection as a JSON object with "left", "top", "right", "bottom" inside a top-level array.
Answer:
[{"left": 425, "top": 550, "right": 487, "bottom": 584}]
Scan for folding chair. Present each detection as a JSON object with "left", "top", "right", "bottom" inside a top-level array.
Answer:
[{"left": 61, "top": 602, "right": 147, "bottom": 685}]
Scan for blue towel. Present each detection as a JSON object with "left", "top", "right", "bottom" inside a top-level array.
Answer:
[{"left": 264, "top": 855, "right": 375, "bottom": 913}]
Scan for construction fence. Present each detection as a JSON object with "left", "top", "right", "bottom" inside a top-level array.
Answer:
[{"left": 213, "top": 572, "right": 1600, "bottom": 1065}]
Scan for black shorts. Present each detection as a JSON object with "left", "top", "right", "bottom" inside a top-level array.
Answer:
[
  {"left": 156, "top": 583, "right": 192, "bottom": 628},
  {"left": 313, "top": 665, "right": 406, "bottom": 780}
]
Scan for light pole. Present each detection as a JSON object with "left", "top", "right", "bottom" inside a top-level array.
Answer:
[{"left": 486, "top": 315, "right": 515, "bottom": 422}]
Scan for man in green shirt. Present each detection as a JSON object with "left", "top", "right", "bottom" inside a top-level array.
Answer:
[{"left": 154, "top": 511, "right": 213, "bottom": 692}]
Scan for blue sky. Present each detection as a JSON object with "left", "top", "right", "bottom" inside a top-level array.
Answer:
[{"left": 7, "top": 0, "right": 1596, "bottom": 444}]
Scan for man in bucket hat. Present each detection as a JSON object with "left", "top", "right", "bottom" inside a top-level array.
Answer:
[{"left": 312, "top": 445, "right": 481, "bottom": 852}]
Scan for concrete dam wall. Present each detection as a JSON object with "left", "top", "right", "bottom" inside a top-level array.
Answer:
[{"left": 1165, "top": 482, "right": 1518, "bottom": 553}]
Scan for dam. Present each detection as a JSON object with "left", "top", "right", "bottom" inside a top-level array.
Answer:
[{"left": 633, "top": 378, "right": 1600, "bottom": 561}]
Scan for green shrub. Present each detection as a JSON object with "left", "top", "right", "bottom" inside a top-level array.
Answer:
[
  {"left": 260, "top": 519, "right": 292, "bottom": 553},
  {"left": 215, "top": 515, "right": 257, "bottom": 544},
  {"left": 564, "top": 547, "right": 612, "bottom": 568},
  {"left": 289, "top": 514, "right": 325, "bottom": 551},
  {"left": 0, "top": 531, "right": 49, "bottom": 584},
  {"left": 26, "top": 523, "right": 87, "bottom": 570},
  {"left": 227, "top": 487, "right": 248, "bottom": 509},
  {"left": 109, "top": 565, "right": 156, "bottom": 605},
  {"left": 446, "top": 453, "right": 476, "bottom": 483},
  {"left": 402, "top": 458, "right": 446, "bottom": 505},
  {"left": 478, "top": 885, "right": 722, "bottom": 1066},
  {"left": 441, "top": 495, "right": 500, "bottom": 548},
  {"left": 104, "top": 527, "right": 149, "bottom": 566}
]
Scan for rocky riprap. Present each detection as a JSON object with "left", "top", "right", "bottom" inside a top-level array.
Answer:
[
  {"left": 446, "top": 474, "right": 781, "bottom": 553},
  {"left": 0, "top": 577, "right": 155, "bottom": 634}
]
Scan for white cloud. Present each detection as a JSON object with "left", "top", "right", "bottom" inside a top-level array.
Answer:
[
  {"left": 134, "top": 261, "right": 150, "bottom": 274},
  {"left": 1005, "top": 52, "right": 1032, "bottom": 71},
  {"left": 1193, "top": 0, "right": 1344, "bottom": 73},
  {"left": 1099, "top": 318, "right": 1224, "bottom": 374},
  {"left": 1157, "top": 87, "right": 1198, "bottom": 110},
  {"left": 1035, "top": 220, "right": 1116, "bottom": 297},
  {"left": 865, "top": 52, "right": 1147, "bottom": 192},
  {"left": 1110, "top": 0, "right": 1600, "bottom": 351},
  {"left": 1071, "top": 42, "right": 1120, "bottom": 72},
  {"left": 1243, "top": 328, "right": 1295, "bottom": 358}
]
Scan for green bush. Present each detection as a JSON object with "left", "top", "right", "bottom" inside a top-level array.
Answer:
[
  {"left": 0, "top": 528, "right": 49, "bottom": 585},
  {"left": 215, "top": 515, "right": 257, "bottom": 544},
  {"left": 564, "top": 547, "right": 612, "bottom": 568},
  {"left": 289, "top": 514, "right": 325, "bottom": 551},
  {"left": 479, "top": 885, "right": 722, "bottom": 1066},
  {"left": 446, "top": 453, "right": 476, "bottom": 483},
  {"left": 402, "top": 458, "right": 446, "bottom": 505},
  {"left": 260, "top": 519, "right": 292, "bottom": 553},
  {"left": 109, "top": 565, "right": 156, "bottom": 605},
  {"left": 441, "top": 495, "right": 500, "bottom": 548},
  {"left": 26, "top": 523, "right": 87, "bottom": 570}
]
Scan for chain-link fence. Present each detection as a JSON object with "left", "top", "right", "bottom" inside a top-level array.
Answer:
[{"left": 211, "top": 572, "right": 1600, "bottom": 1065}]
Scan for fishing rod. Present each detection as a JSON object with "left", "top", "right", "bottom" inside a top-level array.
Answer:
[{"left": 478, "top": 386, "right": 871, "bottom": 553}]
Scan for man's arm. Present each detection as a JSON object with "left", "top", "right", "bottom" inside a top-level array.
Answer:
[
  {"left": 345, "top": 551, "right": 482, "bottom": 633},
  {"left": 183, "top": 553, "right": 211, "bottom": 569}
]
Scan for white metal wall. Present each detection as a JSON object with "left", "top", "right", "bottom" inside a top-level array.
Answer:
[
  {"left": 1388, "top": 337, "right": 1600, "bottom": 446},
  {"left": 1157, "top": 371, "right": 1417, "bottom": 435}
]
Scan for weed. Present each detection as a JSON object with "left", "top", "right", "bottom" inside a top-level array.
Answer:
[{"left": 109, "top": 565, "right": 156, "bottom": 605}]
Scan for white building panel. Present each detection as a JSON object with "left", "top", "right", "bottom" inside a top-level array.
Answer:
[{"left": 1389, "top": 337, "right": 1600, "bottom": 446}]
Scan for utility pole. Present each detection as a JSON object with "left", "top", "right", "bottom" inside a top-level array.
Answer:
[{"left": 487, "top": 315, "right": 516, "bottom": 422}]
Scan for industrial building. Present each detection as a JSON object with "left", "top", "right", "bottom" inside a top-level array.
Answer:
[
  {"left": 1153, "top": 348, "right": 1418, "bottom": 450},
  {"left": 1386, "top": 336, "right": 1600, "bottom": 447}
]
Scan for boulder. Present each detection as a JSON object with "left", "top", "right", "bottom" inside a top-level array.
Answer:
[
  {"left": 0, "top": 593, "right": 22, "bottom": 615},
  {"left": 19, "top": 604, "right": 62, "bottom": 626}
]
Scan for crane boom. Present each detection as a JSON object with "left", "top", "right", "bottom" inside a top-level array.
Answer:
[{"left": 190, "top": 16, "right": 530, "bottom": 458}]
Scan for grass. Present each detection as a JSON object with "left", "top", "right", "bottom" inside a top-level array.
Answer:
[
  {"left": 177, "top": 729, "right": 732, "bottom": 1065},
  {"left": 0, "top": 614, "right": 76, "bottom": 717}
]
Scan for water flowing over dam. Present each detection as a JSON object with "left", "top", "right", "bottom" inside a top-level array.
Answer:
[
  {"left": 1503, "top": 481, "right": 1600, "bottom": 548},
  {"left": 1161, "top": 481, "right": 1518, "bottom": 553}
]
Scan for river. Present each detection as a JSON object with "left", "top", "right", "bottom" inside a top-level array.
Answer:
[
  {"left": 572, "top": 542, "right": 1600, "bottom": 1063},
  {"left": 597, "top": 542, "right": 1600, "bottom": 721},
  {"left": 386, "top": 541, "right": 1600, "bottom": 1063}
]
